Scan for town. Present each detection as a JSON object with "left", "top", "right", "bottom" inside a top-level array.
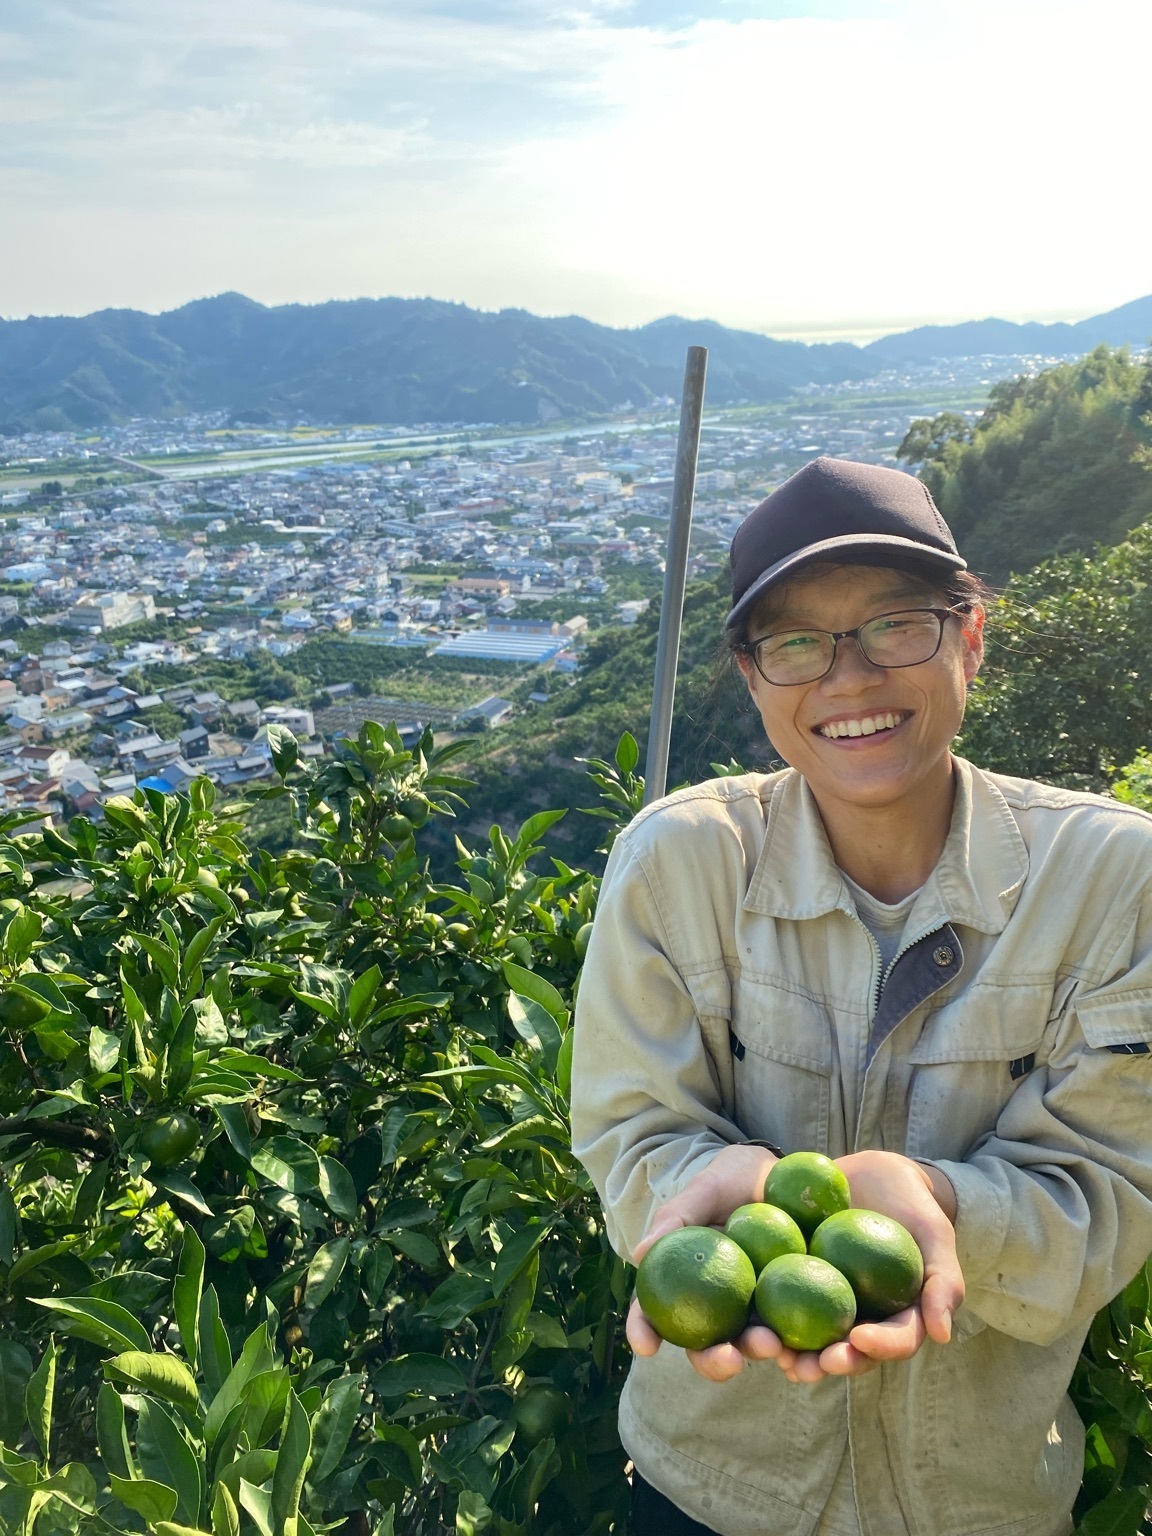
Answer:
[{"left": 0, "top": 352, "right": 1041, "bottom": 831}]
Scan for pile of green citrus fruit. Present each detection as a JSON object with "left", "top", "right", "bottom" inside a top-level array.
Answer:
[{"left": 635, "top": 1152, "right": 924, "bottom": 1353}]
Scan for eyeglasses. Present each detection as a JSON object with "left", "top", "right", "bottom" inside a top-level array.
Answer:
[{"left": 742, "top": 606, "right": 965, "bottom": 687}]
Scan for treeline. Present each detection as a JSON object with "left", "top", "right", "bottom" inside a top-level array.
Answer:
[{"left": 897, "top": 344, "right": 1152, "bottom": 581}]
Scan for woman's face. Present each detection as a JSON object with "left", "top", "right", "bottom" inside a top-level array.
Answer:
[{"left": 736, "top": 563, "right": 984, "bottom": 819}]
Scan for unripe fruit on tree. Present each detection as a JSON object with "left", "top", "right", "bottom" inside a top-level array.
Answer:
[
  {"left": 140, "top": 1110, "right": 201, "bottom": 1168},
  {"left": 574, "top": 922, "right": 594, "bottom": 960},
  {"left": 398, "top": 795, "right": 429, "bottom": 828},
  {"left": 511, "top": 1384, "right": 571, "bottom": 1445}
]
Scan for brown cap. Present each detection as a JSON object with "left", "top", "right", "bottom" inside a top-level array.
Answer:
[{"left": 727, "top": 457, "right": 965, "bottom": 631}]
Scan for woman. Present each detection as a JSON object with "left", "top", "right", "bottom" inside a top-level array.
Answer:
[{"left": 571, "top": 457, "right": 1152, "bottom": 1536}]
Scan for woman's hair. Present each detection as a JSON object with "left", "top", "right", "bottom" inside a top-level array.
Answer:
[{"left": 722, "top": 560, "right": 995, "bottom": 657}]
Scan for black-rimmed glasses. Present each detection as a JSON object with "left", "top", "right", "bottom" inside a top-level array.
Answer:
[{"left": 742, "top": 607, "right": 965, "bottom": 687}]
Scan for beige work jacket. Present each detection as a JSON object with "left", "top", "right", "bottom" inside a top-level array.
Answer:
[{"left": 571, "top": 759, "right": 1152, "bottom": 1536}]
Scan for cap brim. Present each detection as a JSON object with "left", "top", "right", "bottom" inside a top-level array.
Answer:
[{"left": 725, "top": 534, "right": 967, "bottom": 631}]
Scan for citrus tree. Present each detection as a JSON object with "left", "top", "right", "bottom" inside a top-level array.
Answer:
[{"left": 0, "top": 725, "right": 643, "bottom": 1535}]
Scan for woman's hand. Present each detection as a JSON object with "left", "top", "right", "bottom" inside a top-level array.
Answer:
[
  {"left": 776, "top": 1150, "right": 964, "bottom": 1384},
  {"left": 627, "top": 1146, "right": 965, "bottom": 1386},
  {"left": 626, "top": 1142, "right": 783, "bottom": 1382}
]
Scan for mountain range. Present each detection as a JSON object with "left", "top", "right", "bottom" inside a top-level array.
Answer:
[{"left": 2, "top": 291, "right": 1150, "bottom": 433}]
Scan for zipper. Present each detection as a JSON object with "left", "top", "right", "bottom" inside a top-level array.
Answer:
[{"left": 841, "top": 901, "right": 947, "bottom": 1021}]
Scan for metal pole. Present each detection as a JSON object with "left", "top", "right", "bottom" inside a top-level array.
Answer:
[{"left": 643, "top": 345, "right": 708, "bottom": 805}]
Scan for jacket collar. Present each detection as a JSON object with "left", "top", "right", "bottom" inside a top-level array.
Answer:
[{"left": 744, "top": 756, "right": 1028, "bottom": 935}]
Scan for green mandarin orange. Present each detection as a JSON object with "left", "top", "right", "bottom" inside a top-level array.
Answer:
[
  {"left": 723, "top": 1203, "right": 807, "bottom": 1274},
  {"left": 764, "top": 1151, "right": 851, "bottom": 1238},
  {"left": 809, "top": 1208, "right": 925, "bottom": 1320},
  {"left": 755, "top": 1253, "right": 857, "bottom": 1352},
  {"left": 635, "top": 1227, "right": 756, "bottom": 1350}
]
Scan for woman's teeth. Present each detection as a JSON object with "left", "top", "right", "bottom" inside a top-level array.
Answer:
[{"left": 818, "top": 712, "right": 905, "bottom": 740}]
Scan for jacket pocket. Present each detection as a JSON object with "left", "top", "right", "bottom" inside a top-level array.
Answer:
[
  {"left": 729, "top": 975, "right": 836, "bottom": 1154},
  {"left": 905, "top": 982, "right": 1056, "bottom": 1162}
]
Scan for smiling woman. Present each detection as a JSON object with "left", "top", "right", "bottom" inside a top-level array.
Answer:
[{"left": 571, "top": 456, "right": 1152, "bottom": 1536}]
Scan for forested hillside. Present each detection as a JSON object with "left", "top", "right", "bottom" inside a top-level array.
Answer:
[
  {"left": 896, "top": 345, "right": 1152, "bottom": 580},
  {"left": 4, "top": 291, "right": 1151, "bottom": 433}
]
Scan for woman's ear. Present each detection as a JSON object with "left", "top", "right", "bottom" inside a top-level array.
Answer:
[
  {"left": 960, "top": 605, "right": 985, "bottom": 683},
  {"left": 734, "top": 650, "right": 759, "bottom": 697}
]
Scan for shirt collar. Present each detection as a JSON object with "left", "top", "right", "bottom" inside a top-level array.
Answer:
[{"left": 744, "top": 757, "right": 1028, "bottom": 934}]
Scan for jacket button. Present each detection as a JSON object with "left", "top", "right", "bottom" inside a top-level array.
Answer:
[{"left": 932, "top": 945, "right": 955, "bottom": 967}]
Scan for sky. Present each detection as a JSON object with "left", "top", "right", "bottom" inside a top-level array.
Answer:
[{"left": 1, "top": 0, "right": 1150, "bottom": 339}]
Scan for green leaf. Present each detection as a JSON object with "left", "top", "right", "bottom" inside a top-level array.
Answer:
[
  {"left": 379, "top": 1107, "right": 418, "bottom": 1163},
  {"left": 216, "top": 1051, "right": 302, "bottom": 1083},
  {"left": 167, "top": 1003, "right": 199, "bottom": 1101},
  {"left": 266, "top": 724, "right": 300, "bottom": 779},
  {"left": 25, "top": 1337, "right": 57, "bottom": 1460},
  {"left": 0, "top": 1340, "right": 32, "bottom": 1443},
  {"left": 509, "top": 1436, "right": 562, "bottom": 1523},
  {"left": 308, "top": 1375, "right": 363, "bottom": 1486},
  {"left": 348, "top": 964, "right": 381, "bottom": 1028},
  {"left": 505, "top": 992, "right": 563, "bottom": 1076},
  {"left": 270, "top": 1391, "right": 312, "bottom": 1536},
  {"left": 555, "top": 1028, "right": 574, "bottom": 1098},
  {"left": 238, "top": 1478, "right": 274, "bottom": 1536},
  {"left": 105, "top": 1351, "right": 201, "bottom": 1412},
  {"left": 204, "top": 1326, "right": 275, "bottom": 1449},
  {"left": 456, "top": 1490, "right": 494, "bottom": 1536},
  {"left": 137, "top": 1398, "right": 203, "bottom": 1527},
  {"left": 388, "top": 1230, "right": 440, "bottom": 1270},
  {"left": 216, "top": 1448, "right": 276, "bottom": 1500},
  {"left": 152, "top": 1169, "right": 214, "bottom": 1217},
  {"left": 205, "top": 1205, "right": 259, "bottom": 1264},
  {"left": 304, "top": 1237, "right": 350, "bottom": 1312},
  {"left": 212, "top": 1481, "right": 241, "bottom": 1536},
  {"left": 419, "top": 1271, "right": 491, "bottom": 1329},
  {"left": 133, "top": 932, "right": 181, "bottom": 989},
  {"left": 109, "top": 1474, "right": 179, "bottom": 1524},
  {"left": 374, "top": 1353, "right": 466, "bottom": 1400},
  {"left": 514, "top": 808, "right": 567, "bottom": 853},
  {"left": 96, "top": 1382, "right": 135, "bottom": 1481},
  {"left": 501, "top": 963, "right": 569, "bottom": 1028},
  {"left": 527, "top": 1312, "right": 570, "bottom": 1350},
  {"left": 28, "top": 1295, "right": 152, "bottom": 1354},
  {"left": 199, "top": 1286, "right": 233, "bottom": 1400},
  {"left": 89, "top": 1024, "right": 122, "bottom": 1074},
  {"left": 184, "top": 915, "right": 226, "bottom": 982},
  {"left": 2, "top": 905, "right": 42, "bottom": 962},
  {"left": 251, "top": 1136, "right": 321, "bottom": 1195},
  {"left": 0, "top": 1180, "right": 16, "bottom": 1266},
  {"left": 360, "top": 1246, "right": 393, "bottom": 1305},
  {"left": 174, "top": 1227, "right": 206, "bottom": 1370},
  {"left": 318, "top": 1157, "right": 357, "bottom": 1219},
  {"left": 492, "top": 1224, "right": 549, "bottom": 1298},
  {"left": 243, "top": 1370, "right": 291, "bottom": 1450},
  {"left": 371, "top": 1424, "right": 421, "bottom": 1486},
  {"left": 1075, "top": 1486, "right": 1150, "bottom": 1535},
  {"left": 155, "top": 1525, "right": 214, "bottom": 1536},
  {"left": 214, "top": 1103, "right": 253, "bottom": 1162},
  {"left": 74, "top": 1157, "right": 110, "bottom": 1223},
  {"left": 615, "top": 730, "right": 639, "bottom": 775}
]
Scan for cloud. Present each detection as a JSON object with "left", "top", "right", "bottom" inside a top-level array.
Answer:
[{"left": 2, "top": 0, "right": 1150, "bottom": 327}]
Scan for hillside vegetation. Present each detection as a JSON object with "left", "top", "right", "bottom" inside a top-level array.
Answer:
[
  {"left": 0, "top": 295, "right": 868, "bottom": 432},
  {"left": 5, "top": 292, "right": 1152, "bottom": 434},
  {"left": 897, "top": 345, "right": 1152, "bottom": 580}
]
